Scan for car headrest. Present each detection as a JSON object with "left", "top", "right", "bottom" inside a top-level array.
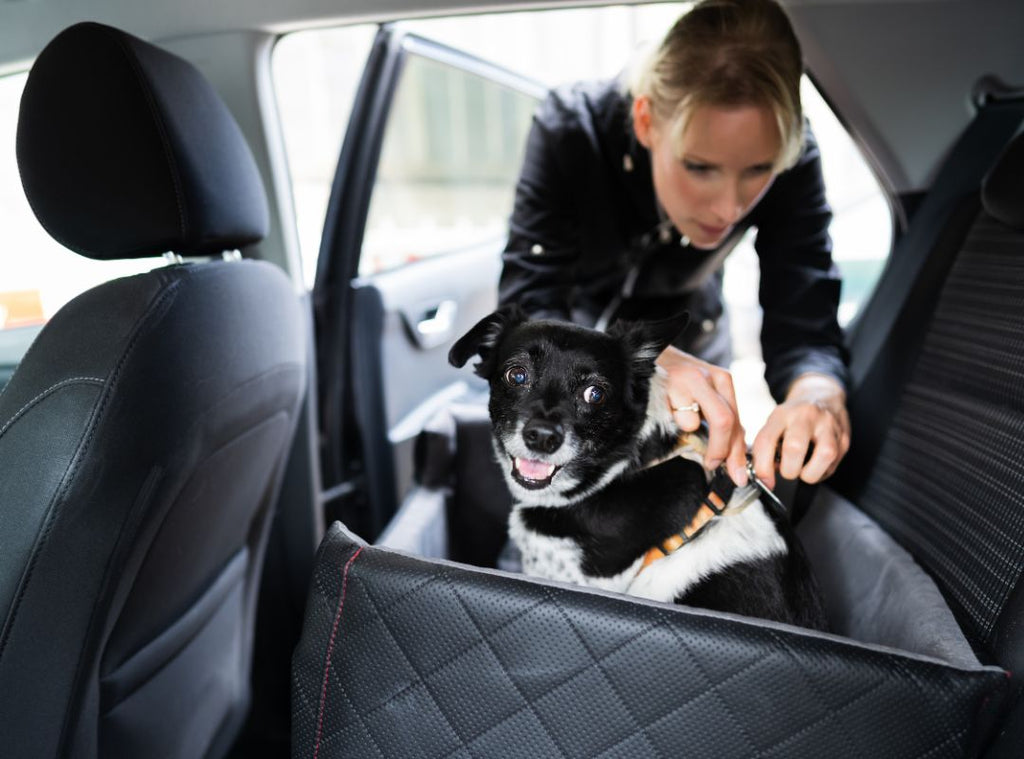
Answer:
[
  {"left": 982, "top": 128, "right": 1024, "bottom": 231},
  {"left": 16, "top": 22, "right": 268, "bottom": 260}
]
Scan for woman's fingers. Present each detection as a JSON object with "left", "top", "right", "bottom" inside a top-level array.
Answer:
[
  {"left": 800, "top": 413, "right": 850, "bottom": 483},
  {"left": 709, "top": 368, "right": 748, "bottom": 485},
  {"left": 670, "top": 400, "right": 702, "bottom": 430},
  {"left": 726, "top": 422, "right": 750, "bottom": 486},
  {"left": 664, "top": 359, "right": 745, "bottom": 483},
  {"left": 753, "top": 394, "right": 851, "bottom": 488},
  {"left": 751, "top": 416, "right": 784, "bottom": 491},
  {"left": 658, "top": 346, "right": 781, "bottom": 487},
  {"left": 680, "top": 370, "right": 730, "bottom": 462},
  {"left": 778, "top": 425, "right": 813, "bottom": 481}
]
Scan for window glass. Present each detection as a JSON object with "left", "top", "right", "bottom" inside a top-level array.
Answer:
[
  {"left": 272, "top": 25, "right": 377, "bottom": 288},
  {"left": 802, "top": 79, "right": 892, "bottom": 328},
  {"left": 401, "top": 4, "right": 691, "bottom": 86},
  {"left": 360, "top": 52, "right": 539, "bottom": 275},
  {"left": 0, "top": 72, "right": 160, "bottom": 332}
]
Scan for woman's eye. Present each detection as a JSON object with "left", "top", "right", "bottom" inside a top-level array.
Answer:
[
  {"left": 683, "top": 160, "right": 712, "bottom": 174},
  {"left": 582, "top": 385, "right": 606, "bottom": 405},
  {"left": 744, "top": 163, "right": 775, "bottom": 178},
  {"left": 503, "top": 366, "right": 529, "bottom": 387}
]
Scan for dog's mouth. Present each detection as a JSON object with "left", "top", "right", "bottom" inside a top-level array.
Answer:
[{"left": 511, "top": 457, "right": 561, "bottom": 489}]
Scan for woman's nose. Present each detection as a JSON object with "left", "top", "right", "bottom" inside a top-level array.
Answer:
[{"left": 710, "top": 181, "right": 744, "bottom": 224}]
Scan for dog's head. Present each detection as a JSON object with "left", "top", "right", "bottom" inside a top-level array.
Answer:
[{"left": 449, "top": 305, "right": 688, "bottom": 506}]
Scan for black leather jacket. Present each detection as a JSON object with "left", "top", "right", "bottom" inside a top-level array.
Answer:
[{"left": 498, "top": 78, "right": 849, "bottom": 401}]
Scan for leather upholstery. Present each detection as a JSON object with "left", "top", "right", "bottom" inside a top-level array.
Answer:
[
  {"left": 0, "top": 22, "right": 305, "bottom": 759},
  {"left": 294, "top": 523, "right": 1009, "bottom": 759}
]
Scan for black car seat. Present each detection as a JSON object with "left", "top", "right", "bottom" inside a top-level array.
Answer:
[{"left": 0, "top": 22, "right": 306, "bottom": 759}]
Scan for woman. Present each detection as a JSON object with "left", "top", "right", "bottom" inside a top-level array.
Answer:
[{"left": 498, "top": 0, "right": 850, "bottom": 490}]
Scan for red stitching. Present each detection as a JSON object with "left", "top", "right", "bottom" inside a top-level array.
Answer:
[{"left": 313, "top": 546, "right": 364, "bottom": 759}]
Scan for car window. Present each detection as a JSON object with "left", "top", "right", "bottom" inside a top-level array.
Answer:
[
  {"left": 272, "top": 25, "right": 377, "bottom": 288},
  {"left": 359, "top": 50, "right": 540, "bottom": 276},
  {"left": 0, "top": 72, "right": 162, "bottom": 333}
]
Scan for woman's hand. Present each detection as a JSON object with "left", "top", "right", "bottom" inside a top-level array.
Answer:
[
  {"left": 750, "top": 373, "right": 850, "bottom": 491},
  {"left": 657, "top": 346, "right": 749, "bottom": 486}
]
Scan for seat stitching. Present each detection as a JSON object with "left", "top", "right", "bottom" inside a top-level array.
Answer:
[
  {"left": 322, "top": 570, "right": 549, "bottom": 678},
  {"left": 308, "top": 562, "right": 440, "bottom": 643},
  {"left": 340, "top": 578, "right": 617, "bottom": 745},
  {"left": 541, "top": 588, "right": 666, "bottom": 759},
  {"left": 0, "top": 278, "right": 181, "bottom": 671},
  {"left": 749, "top": 678, "right": 891, "bottom": 758},
  {"left": 41, "top": 281, "right": 182, "bottom": 755},
  {"left": 915, "top": 728, "right": 969, "bottom": 759},
  {"left": 0, "top": 377, "right": 105, "bottom": 442},
  {"left": 317, "top": 567, "right": 541, "bottom": 756},
  {"left": 433, "top": 584, "right": 680, "bottom": 756},
  {"left": 342, "top": 571, "right": 472, "bottom": 755},
  {"left": 585, "top": 629, "right": 783, "bottom": 757},
  {"left": 438, "top": 581, "right": 709, "bottom": 756},
  {"left": 437, "top": 576, "right": 563, "bottom": 757},
  {"left": 749, "top": 629, "right": 865, "bottom": 755},
  {"left": 656, "top": 608, "right": 758, "bottom": 755},
  {"left": 313, "top": 546, "right": 363, "bottom": 759},
  {"left": 293, "top": 594, "right": 386, "bottom": 759}
]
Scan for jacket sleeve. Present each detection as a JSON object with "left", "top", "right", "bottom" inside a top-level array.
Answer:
[
  {"left": 753, "top": 125, "right": 850, "bottom": 402},
  {"left": 497, "top": 97, "right": 581, "bottom": 321}
]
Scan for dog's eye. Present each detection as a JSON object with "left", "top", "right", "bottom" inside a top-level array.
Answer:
[
  {"left": 582, "top": 385, "right": 606, "bottom": 405},
  {"left": 503, "top": 365, "right": 530, "bottom": 387}
]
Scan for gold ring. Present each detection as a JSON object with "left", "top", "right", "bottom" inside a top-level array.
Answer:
[{"left": 672, "top": 401, "right": 700, "bottom": 414}]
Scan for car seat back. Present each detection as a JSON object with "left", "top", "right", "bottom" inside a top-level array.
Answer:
[
  {"left": 853, "top": 130, "right": 1024, "bottom": 672},
  {"left": 0, "top": 23, "right": 306, "bottom": 759}
]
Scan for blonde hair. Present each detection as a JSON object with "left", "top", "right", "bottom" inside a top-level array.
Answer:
[{"left": 630, "top": 0, "right": 805, "bottom": 171}]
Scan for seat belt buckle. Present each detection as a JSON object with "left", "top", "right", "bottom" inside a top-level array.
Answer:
[{"left": 745, "top": 457, "right": 789, "bottom": 519}]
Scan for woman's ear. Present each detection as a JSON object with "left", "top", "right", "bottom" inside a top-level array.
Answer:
[{"left": 632, "top": 95, "right": 654, "bottom": 149}]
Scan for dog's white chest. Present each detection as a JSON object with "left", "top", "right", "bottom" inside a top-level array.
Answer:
[
  {"left": 508, "top": 509, "right": 642, "bottom": 593},
  {"left": 626, "top": 499, "right": 787, "bottom": 602},
  {"left": 508, "top": 509, "right": 586, "bottom": 584}
]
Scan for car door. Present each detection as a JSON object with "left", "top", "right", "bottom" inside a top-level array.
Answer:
[{"left": 314, "top": 25, "right": 545, "bottom": 538}]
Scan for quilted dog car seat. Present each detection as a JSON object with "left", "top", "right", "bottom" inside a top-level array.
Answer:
[
  {"left": 292, "top": 109, "right": 1024, "bottom": 757},
  {"left": 293, "top": 437, "right": 1009, "bottom": 758}
]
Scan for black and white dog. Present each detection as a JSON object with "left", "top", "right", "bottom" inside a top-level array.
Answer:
[{"left": 448, "top": 306, "right": 827, "bottom": 631}]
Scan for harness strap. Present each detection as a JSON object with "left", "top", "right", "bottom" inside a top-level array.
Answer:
[
  {"left": 640, "top": 468, "right": 744, "bottom": 570},
  {"left": 637, "top": 429, "right": 787, "bottom": 573}
]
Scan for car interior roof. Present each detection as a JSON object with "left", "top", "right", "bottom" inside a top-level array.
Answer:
[{"left": 3, "top": 0, "right": 1023, "bottom": 207}]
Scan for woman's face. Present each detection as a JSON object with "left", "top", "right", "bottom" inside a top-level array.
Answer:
[{"left": 633, "top": 98, "right": 781, "bottom": 249}]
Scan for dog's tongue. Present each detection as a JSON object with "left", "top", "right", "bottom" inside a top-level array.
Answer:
[{"left": 515, "top": 457, "right": 555, "bottom": 481}]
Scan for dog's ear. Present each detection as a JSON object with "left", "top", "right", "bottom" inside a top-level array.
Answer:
[
  {"left": 608, "top": 310, "right": 690, "bottom": 370},
  {"left": 448, "top": 304, "right": 527, "bottom": 377}
]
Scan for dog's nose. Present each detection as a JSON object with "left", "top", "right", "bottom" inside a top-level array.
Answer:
[{"left": 522, "top": 419, "right": 564, "bottom": 454}]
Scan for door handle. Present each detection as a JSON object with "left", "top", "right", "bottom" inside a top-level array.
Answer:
[{"left": 414, "top": 300, "right": 457, "bottom": 349}]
